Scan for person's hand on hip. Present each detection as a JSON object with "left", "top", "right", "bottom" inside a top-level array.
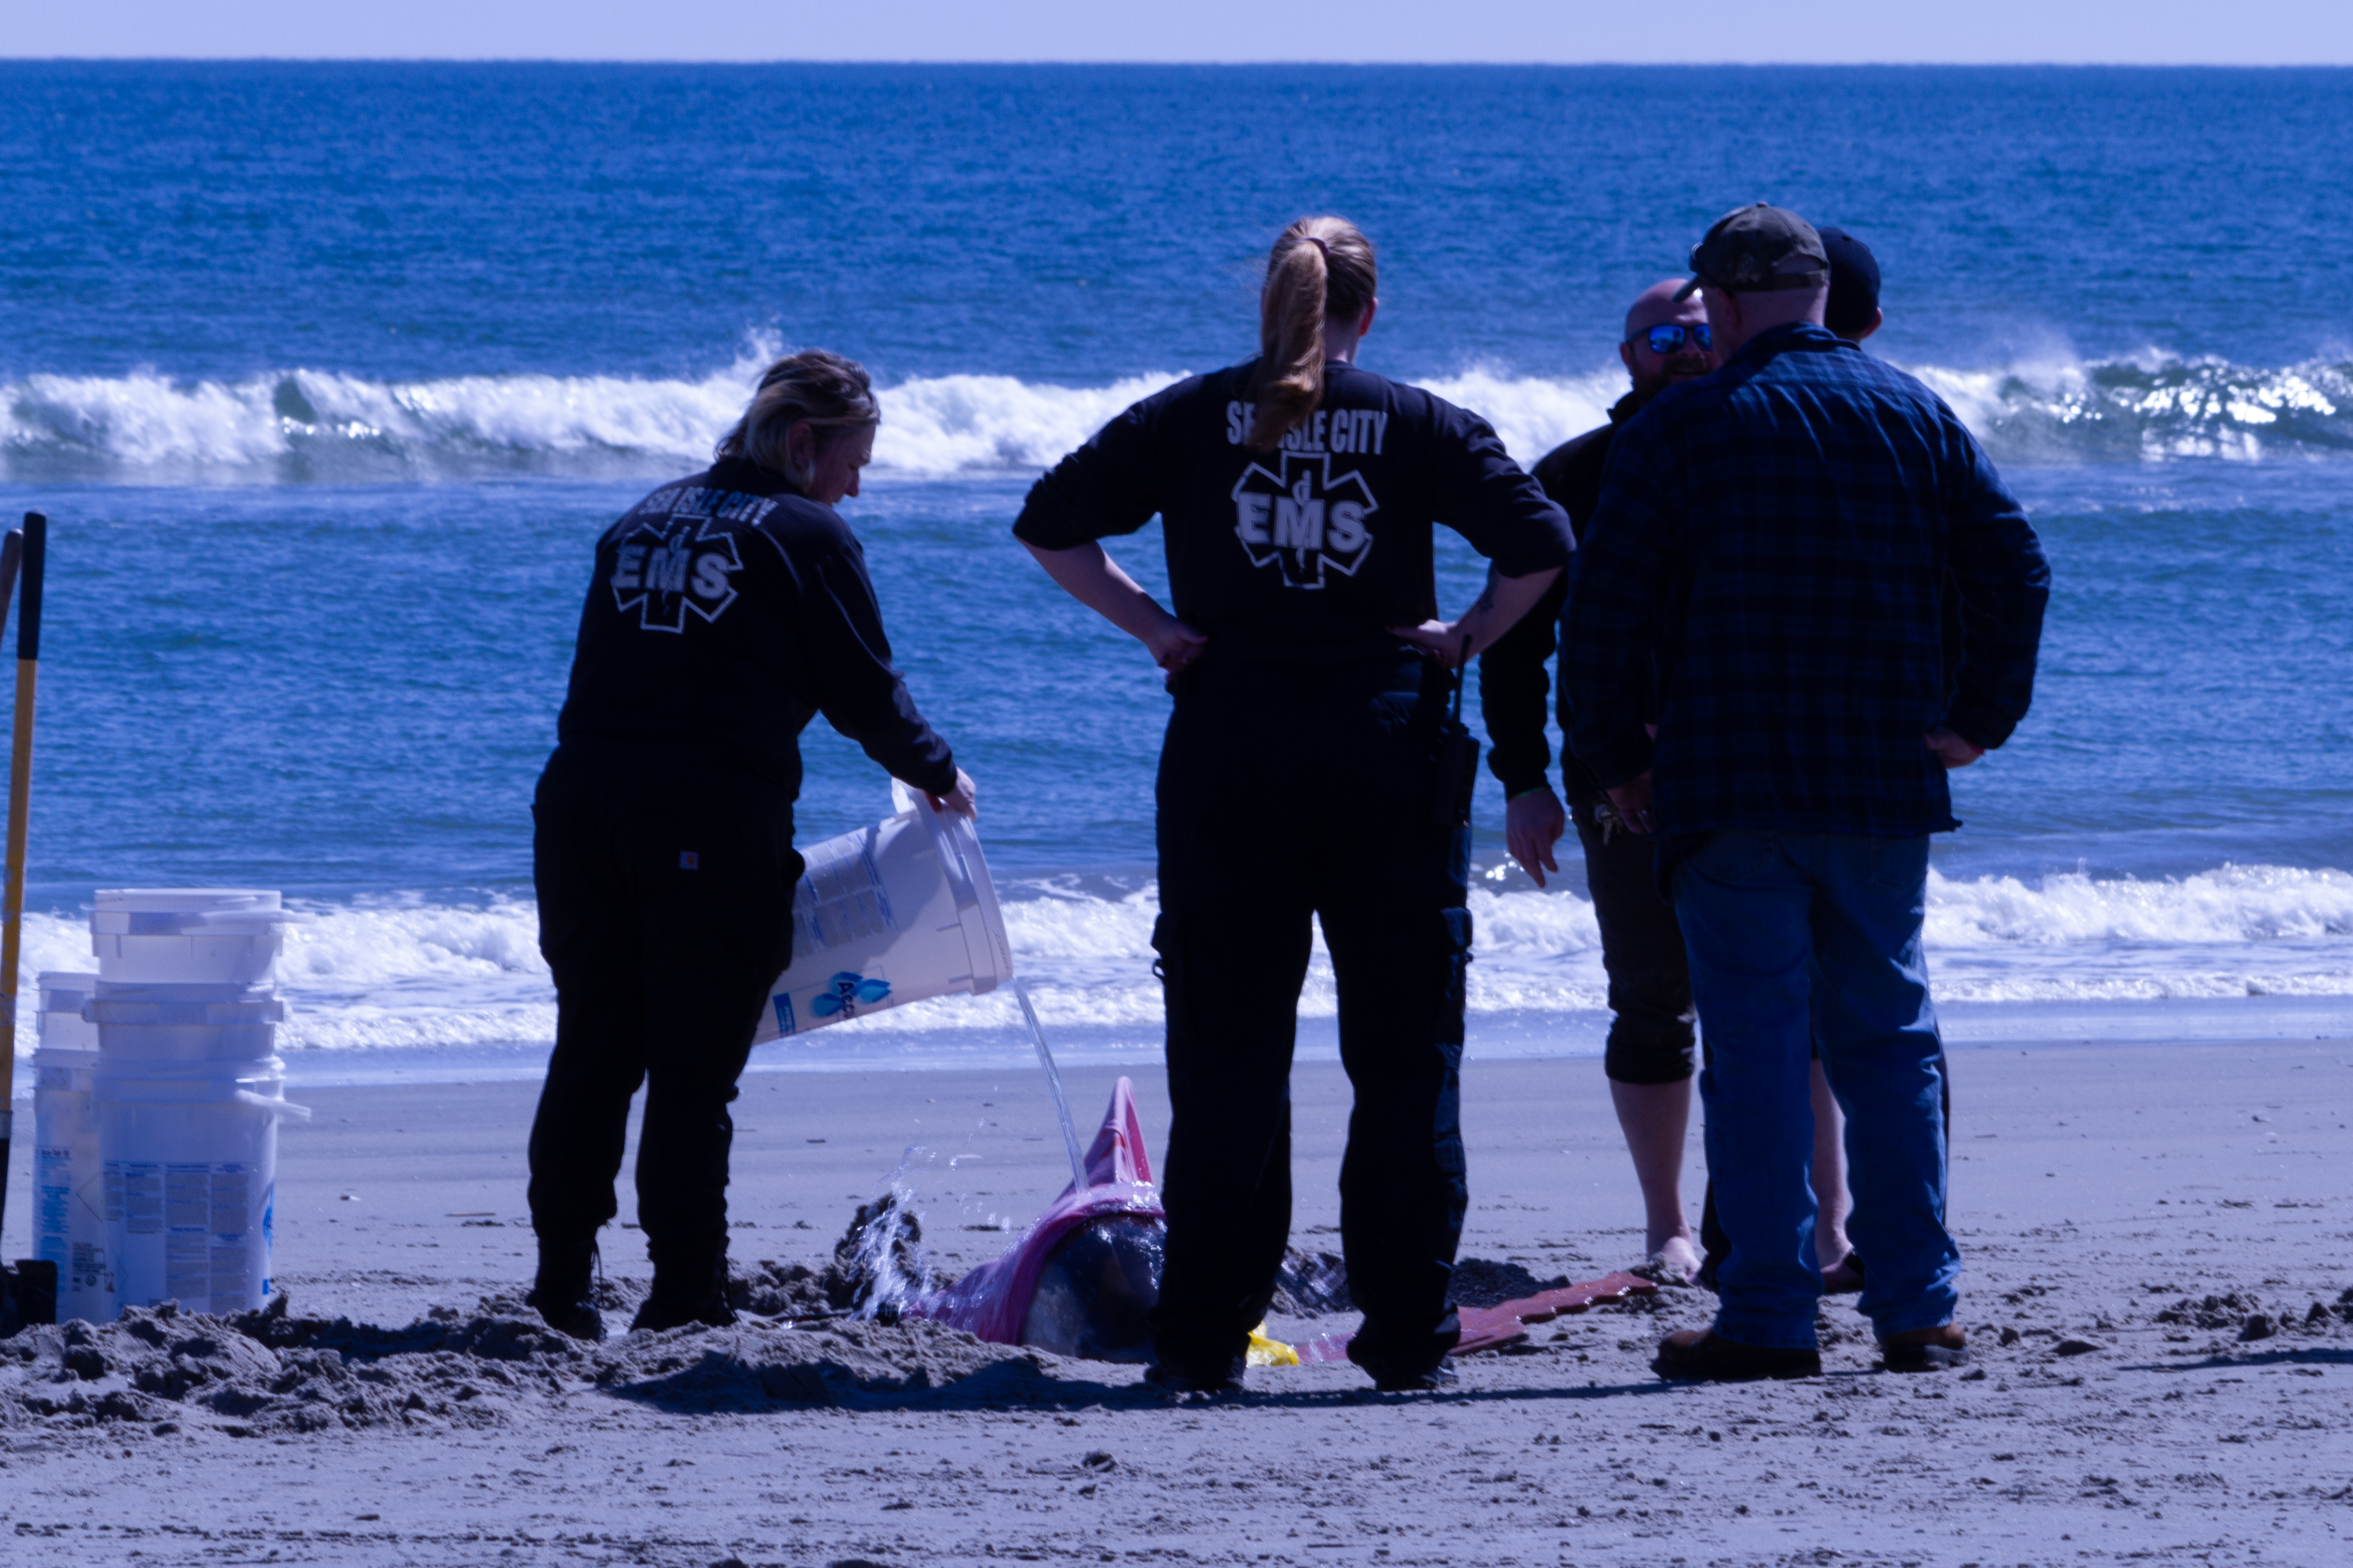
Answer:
[
  {"left": 1606, "top": 771, "right": 1656, "bottom": 836},
  {"left": 1925, "top": 727, "right": 1985, "bottom": 769},
  {"left": 1144, "top": 614, "right": 1209, "bottom": 674}
]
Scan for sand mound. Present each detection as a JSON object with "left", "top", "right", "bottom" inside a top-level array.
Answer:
[
  {"left": 728, "top": 1259, "right": 842, "bottom": 1317},
  {"left": 0, "top": 1294, "right": 1052, "bottom": 1435},
  {"left": 596, "top": 1318, "right": 1046, "bottom": 1410},
  {"left": 2154, "top": 1290, "right": 2270, "bottom": 1330}
]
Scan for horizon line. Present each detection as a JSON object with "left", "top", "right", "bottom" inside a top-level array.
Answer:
[{"left": 4, "top": 56, "right": 2349, "bottom": 69}]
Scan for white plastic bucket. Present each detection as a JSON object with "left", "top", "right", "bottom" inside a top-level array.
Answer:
[
  {"left": 32, "top": 1044, "right": 114, "bottom": 1324},
  {"left": 96, "top": 1056, "right": 310, "bottom": 1317},
  {"left": 40, "top": 970, "right": 101, "bottom": 1014},
  {"left": 95, "top": 889, "right": 282, "bottom": 918},
  {"left": 89, "top": 1022, "right": 282, "bottom": 1060},
  {"left": 90, "top": 889, "right": 289, "bottom": 984},
  {"left": 87, "top": 983, "right": 287, "bottom": 1061},
  {"left": 754, "top": 784, "right": 1015, "bottom": 1041},
  {"left": 37, "top": 969, "right": 101, "bottom": 1051}
]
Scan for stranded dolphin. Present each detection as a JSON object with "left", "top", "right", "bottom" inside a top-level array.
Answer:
[{"left": 909, "top": 1077, "right": 1165, "bottom": 1361}]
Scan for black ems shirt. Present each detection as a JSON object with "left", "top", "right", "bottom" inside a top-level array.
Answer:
[
  {"left": 1013, "top": 361, "right": 1572, "bottom": 660},
  {"left": 555, "top": 457, "right": 956, "bottom": 800}
]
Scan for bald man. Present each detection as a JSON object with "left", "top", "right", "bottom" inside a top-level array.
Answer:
[{"left": 1476, "top": 279, "right": 1718, "bottom": 1285}]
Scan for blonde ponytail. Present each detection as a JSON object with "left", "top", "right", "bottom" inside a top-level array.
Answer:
[{"left": 1247, "top": 216, "right": 1377, "bottom": 451}]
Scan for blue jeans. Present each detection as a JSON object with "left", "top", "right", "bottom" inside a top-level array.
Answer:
[{"left": 1673, "top": 829, "right": 1958, "bottom": 1348}]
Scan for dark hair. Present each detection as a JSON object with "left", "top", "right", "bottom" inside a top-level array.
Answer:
[
  {"left": 1248, "top": 217, "right": 1378, "bottom": 451},
  {"left": 715, "top": 349, "right": 879, "bottom": 483}
]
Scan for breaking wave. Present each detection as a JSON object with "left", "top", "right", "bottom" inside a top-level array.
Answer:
[
  {"left": 6, "top": 348, "right": 2345, "bottom": 485},
  {"left": 1915, "top": 353, "right": 2353, "bottom": 464},
  {"left": 11, "top": 862, "right": 2353, "bottom": 1068}
]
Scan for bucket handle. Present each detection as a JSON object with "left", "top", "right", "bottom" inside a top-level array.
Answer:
[{"left": 892, "top": 779, "right": 981, "bottom": 913}]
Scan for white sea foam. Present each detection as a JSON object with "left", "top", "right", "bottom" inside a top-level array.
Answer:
[
  {"left": 1925, "top": 864, "right": 2353, "bottom": 949},
  {"left": 12, "top": 863, "right": 2351, "bottom": 1069},
  {"left": 1913, "top": 353, "right": 2350, "bottom": 464},
  {"left": 1922, "top": 864, "right": 2353, "bottom": 1004},
  {"left": 873, "top": 373, "right": 1187, "bottom": 475},
  {"left": 1416, "top": 366, "right": 1626, "bottom": 468},
  {"left": 3, "top": 362, "right": 754, "bottom": 479},
  {"left": 9, "top": 349, "right": 2343, "bottom": 484}
]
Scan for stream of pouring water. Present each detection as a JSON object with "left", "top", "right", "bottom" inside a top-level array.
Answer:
[{"left": 1014, "top": 979, "right": 1090, "bottom": 1193}]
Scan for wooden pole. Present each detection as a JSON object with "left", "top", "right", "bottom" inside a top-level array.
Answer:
[{"left": 0, "top": 513, "right": 43, "bottom": 1263}]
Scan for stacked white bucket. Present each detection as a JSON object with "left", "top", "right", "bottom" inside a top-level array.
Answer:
[
  {"left": 81, "top": 889, "right": 307, "bottom": 1319},
  {"left": 31, "top": 971, "right": 107, "bottom": 1322}
]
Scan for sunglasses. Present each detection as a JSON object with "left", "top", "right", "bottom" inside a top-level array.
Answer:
[{"left": 1631, "top": 323, "right": 1713, "bottom": 355}]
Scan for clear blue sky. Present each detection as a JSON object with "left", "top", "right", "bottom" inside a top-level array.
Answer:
[{"left": 8, "top": 1, "right": 2350, "bottom": 64}]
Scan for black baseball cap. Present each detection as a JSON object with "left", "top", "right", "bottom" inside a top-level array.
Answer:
[
  {"left": 1817, "top": 227, "right": 1883, "bottom": 337},
  {"left": 1675, "top": 203, "right": 1829, "bottom": 301}
]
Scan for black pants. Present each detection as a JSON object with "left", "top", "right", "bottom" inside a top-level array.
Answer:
[
  {"left": 526, "top": 742, "right": 803, "bottom": 1276},
  {"left": 1149, "top": 655, "right": 1469, "bottom": 1381},
  {"left": 1567, "top": 786, "right": 1696, "bottom": 1085}
]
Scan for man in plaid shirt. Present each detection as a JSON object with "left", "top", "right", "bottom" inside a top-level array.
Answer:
[{"left": 1563, "top": 204, "right": 2050, "bottom": 1382}]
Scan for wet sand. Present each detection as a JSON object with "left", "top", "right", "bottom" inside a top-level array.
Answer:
[{"left": 5, "top": 1040, "right": 2351, "bottom": 1566}]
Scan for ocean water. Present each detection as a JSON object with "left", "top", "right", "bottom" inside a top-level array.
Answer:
[{"left": 3, "top": 63, "right": 2351, "bottom": 1087}]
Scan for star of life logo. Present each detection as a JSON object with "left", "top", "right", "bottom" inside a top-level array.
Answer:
[
  {"left": 1230, "top": 451, "right": 1379, "bottom": 589},
  {"left": 609, "top": 484, "right": 771, "bottom": 632}
]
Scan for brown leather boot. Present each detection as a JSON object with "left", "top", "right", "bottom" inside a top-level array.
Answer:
[{"left": 1881, "top": 1323, "right": 1968, "bottom": 1372}]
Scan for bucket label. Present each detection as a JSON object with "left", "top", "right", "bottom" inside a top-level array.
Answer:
[
  {"left": 162, "top": 1161, "right": 261, "bottom": 1313},
  {"left": 70, "top": 1239, "right": 110, "bottom": 1296},
  {"left": 774, "top": 969, "right": 894, "bottom": 1035},
  {"left": 107, "top": 1160, "right": 164, "bottom": 1234},
  {"left": 165, "top": 1228, "right": 210, "bottom": 1304},
  {"left": 791, "top": 831, "right": 897, "bottom": 957},
  {"left": 810, "top": 971, "right": 892, "bottom": 1022},
  {"left": 35, "top": 1145, "right": 72, "bottom": 1248}
]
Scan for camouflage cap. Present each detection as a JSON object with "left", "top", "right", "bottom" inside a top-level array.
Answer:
[{"left": 1674, "top": 203, "right": 1830, "bottom": 300}]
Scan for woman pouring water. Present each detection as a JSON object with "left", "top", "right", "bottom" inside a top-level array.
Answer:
[
  {"left": 1015, "top": 217, "right": 1571, "bottom": 1392},
  {"left": 527, "top": 350, "right": 975, "bottom": 1339}
]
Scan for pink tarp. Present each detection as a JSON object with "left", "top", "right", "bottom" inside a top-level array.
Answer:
[
  {"left": 1292, "top": 1270, "right": 1660, "bottom": 1362},
  {"left": 908, "top": 1076, "right": 1164, "bottom": 1345}
]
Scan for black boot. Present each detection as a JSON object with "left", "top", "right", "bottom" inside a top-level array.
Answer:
[
  {"left": 631, "top": 1235, "right": 737, "bottom": 1333},
  {"left": 526, "top": 1235, "right": 605, "bottom": 1342}
]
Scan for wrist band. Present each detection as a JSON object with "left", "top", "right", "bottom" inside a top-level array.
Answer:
[{"left": 1505, "top": 786, "right": 1551, "bottom": 802}]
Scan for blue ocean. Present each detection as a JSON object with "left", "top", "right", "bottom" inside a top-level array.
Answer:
[{"left": 4, "top": 63, "right": 2351, "bottom": 1085}]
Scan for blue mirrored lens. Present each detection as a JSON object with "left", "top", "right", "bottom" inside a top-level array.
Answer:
[{"left": 1643, "top": 324, "right": 1713, "bottom": 354}]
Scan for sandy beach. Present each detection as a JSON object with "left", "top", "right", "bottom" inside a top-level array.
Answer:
[{"left": 4, "top": 1039, "right": 2349, "bottom": 1565}]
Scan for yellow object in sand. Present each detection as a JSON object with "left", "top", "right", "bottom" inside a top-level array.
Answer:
[{"left": 1245, "top": 1323, "right": 1299, "bottom": 1367}]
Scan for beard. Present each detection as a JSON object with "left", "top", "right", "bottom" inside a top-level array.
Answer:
[{"left": 1632, "top": 358, "right": 1715, "bottom": 404}]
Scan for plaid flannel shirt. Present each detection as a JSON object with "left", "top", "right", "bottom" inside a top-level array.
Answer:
[{"left": 1563, "top": 322, "right": 2049, "bottom": 841}]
